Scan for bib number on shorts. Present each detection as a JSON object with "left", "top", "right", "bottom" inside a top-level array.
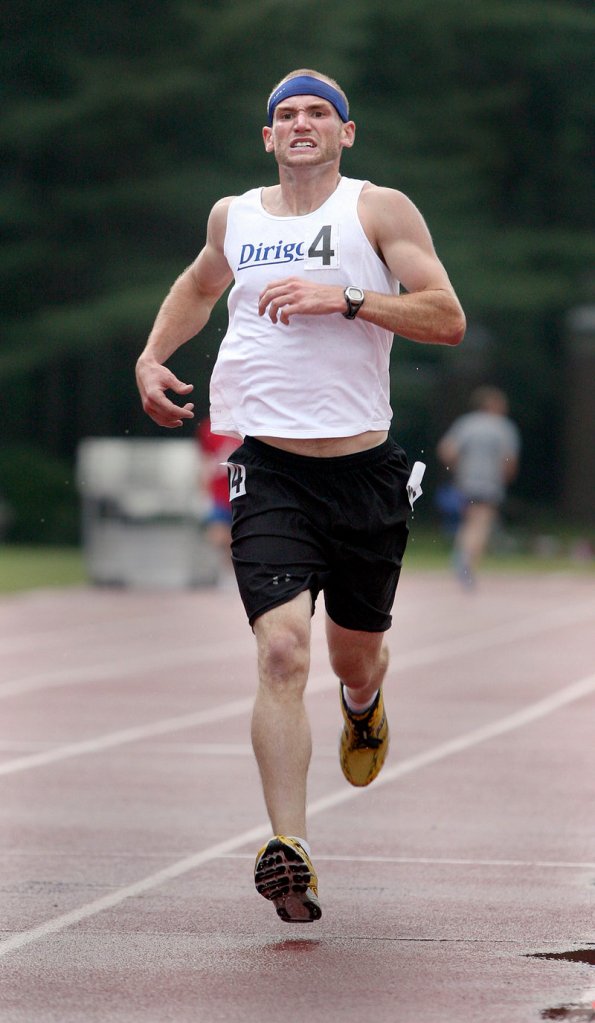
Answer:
[{"left": 227, "top": 462, "right": 247, "bottom": 500}]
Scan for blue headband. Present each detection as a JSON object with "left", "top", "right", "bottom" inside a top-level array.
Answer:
[{"left": 267, "top": 76, "right": 349, "bottom": 126}]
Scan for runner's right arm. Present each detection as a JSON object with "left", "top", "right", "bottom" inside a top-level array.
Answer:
[{"left": 136, "top": 197, "right": 234, "bottom": 428}]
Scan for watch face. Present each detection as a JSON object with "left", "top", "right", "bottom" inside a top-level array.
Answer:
[{"left": 343, "top": 286, "right": 365, "bottom": 318}]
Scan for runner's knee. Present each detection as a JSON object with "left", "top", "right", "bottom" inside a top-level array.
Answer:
[{"left": 257, "top": 621, "right": 310, "bottom": 692}]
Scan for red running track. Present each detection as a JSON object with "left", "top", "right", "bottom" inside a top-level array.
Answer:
[{"left": 0, "top": 569, "right": 594, "bottom": 1022}]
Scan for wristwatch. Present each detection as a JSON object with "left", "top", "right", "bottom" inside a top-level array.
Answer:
[{"left": 343, "top": 286, "right": 365, "bottom": 320}]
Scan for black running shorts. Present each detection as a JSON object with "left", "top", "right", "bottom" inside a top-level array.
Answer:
[{"left": 226, "top": 436, "right": 411, "bottom": 632}]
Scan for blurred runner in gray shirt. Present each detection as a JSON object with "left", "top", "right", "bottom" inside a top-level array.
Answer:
[{"left": 437, "top": 386, "right": 520, "bottom": 586}]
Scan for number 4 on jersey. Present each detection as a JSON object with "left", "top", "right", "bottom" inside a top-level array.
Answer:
[{"left": 304, "top": 224, "right": 339, "bottom": 270}]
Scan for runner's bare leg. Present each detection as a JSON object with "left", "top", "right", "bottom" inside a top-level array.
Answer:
[{"left": 251, "top": 592, "right": 313, "bottom": 837}]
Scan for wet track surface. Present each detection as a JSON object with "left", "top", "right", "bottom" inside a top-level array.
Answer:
[{"left": 0, "top": 570, "right": 594, "bottom": 1021}]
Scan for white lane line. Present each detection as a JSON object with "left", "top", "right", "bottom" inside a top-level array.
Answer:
[
  {"left": 1, "top": 596, "right": 593, "bottom": 700},
  {"left": 0, "top": 671, "right": 593, "bottom": 958},
  {"left": 0, "top": 671, "right": 334, "bottom": 777},
  {"left": 0, "top": 824, "right": 271, "bottom": 958},
  {"left": 579, "top": 988, "right": 595, "bottom": 1011},
  {"left": 0, "top": 697, "right": 254, "bottom": 777},
  {"left": 0, "top": 741, "right": 338, "bottom": 757},
  {"left": 0, "top": 740, "right": 57, "bottom": 751},
  {"left": 0, "top": 637, "right": 255, "bottom": 699},
  {"left": 388, "top": 598, "right": 595, "bottom": 672},
  {"left": 0, "top": 610, "right": 192, "bottom": 656},
  {"left": 1, "top": 595, "right": 595, "bottom": 775},
  {"left": 303, "top": 672, "right": 595, "bottom": 819},
  {"left": 221, "top": 854, "right": 595, "bottom": 870},
  {"left": 5, "top": 848, "right": 595, "bottom": 870}
]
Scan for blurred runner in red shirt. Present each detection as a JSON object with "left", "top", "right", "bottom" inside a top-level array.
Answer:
[{"left": 196, "top": 416, "right": 237, "bottom": 581}]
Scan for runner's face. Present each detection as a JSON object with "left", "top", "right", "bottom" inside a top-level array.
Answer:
[{"left": 263, "top": 95, "right": 354, "bottom": 166}]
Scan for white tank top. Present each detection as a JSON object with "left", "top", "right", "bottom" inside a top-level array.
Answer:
[{"left": 209, "top": 177, "right": 398, "bottom": 439}]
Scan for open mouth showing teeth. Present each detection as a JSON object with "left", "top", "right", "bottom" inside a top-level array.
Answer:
[{"left": 292, "top": 141, "right": 315, "bottom": 148}]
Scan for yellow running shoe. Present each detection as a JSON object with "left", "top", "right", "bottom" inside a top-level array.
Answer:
[
  {"left": 339, "top": 685, "right": 389, "bottom": 786},
  {"left": 254, "top": 836, "right": 322, "bottom": 923}
]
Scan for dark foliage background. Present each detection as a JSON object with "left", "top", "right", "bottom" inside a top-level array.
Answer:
[{"left": 1, "top": 0, "right": 594, "bottom": 541}]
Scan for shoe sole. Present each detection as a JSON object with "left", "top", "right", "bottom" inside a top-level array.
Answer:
[{"left": 255, "top": 839, "right": 322, "bottom": 923}]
